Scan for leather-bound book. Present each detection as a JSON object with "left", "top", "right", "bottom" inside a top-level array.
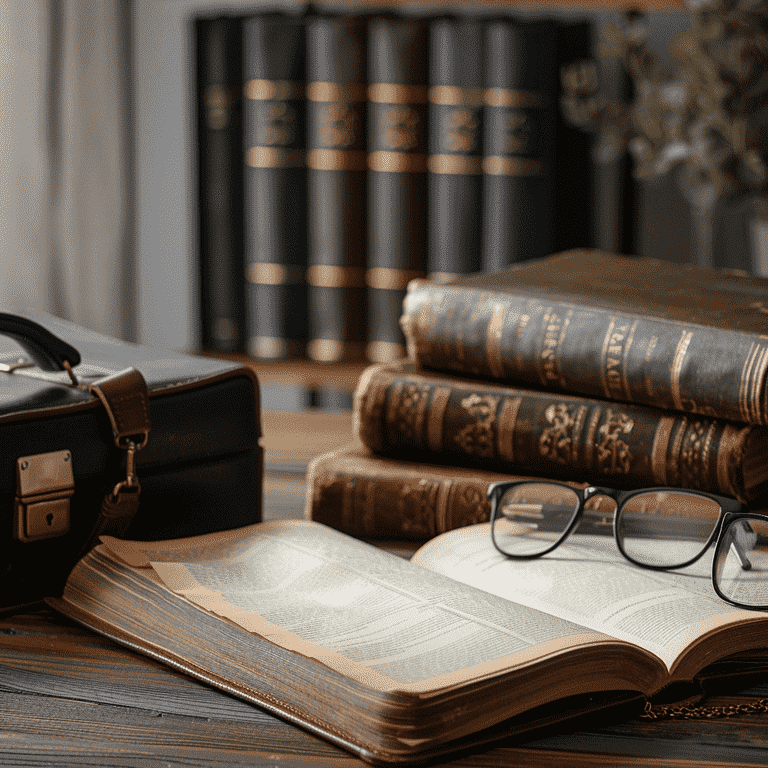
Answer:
[
  {"left": 366, "top": 14, "right": 429, "bottom": 363},
  {"left": 306, "top": 14, "right": 368, "bottom": 363},
  {"left": 402, "top": 250, "right": 768, "bottom": 426},
  {"left": 482, "top": 17, "right": 557, "bottom": 271},
  {"left": 195, "top": 15, "right": 245, "bottom": 354},
  {"left": 354, "top": 359, "right": 768, "bottom": 503},
  {"left": 427, "top": 15, "right": 483, "bottom": 282},
  {"left": 307, "top": 443, "right": 532, "bottom": 540},
  {"left": 243, "top": 12, "right": 307, "bottom": 360}
]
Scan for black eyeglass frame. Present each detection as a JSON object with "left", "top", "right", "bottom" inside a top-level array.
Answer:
[
  {"left": 487, "top": 480, "right": 743, "bottom": 569},
  {"left": 487, "top": 480, "right": 768, "bottom": 610}
]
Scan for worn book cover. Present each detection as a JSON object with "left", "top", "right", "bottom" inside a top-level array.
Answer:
[
  {"left": 353, "top": 359, "right": 768, "bottom": 503},
  {"left": 401, "top": 249, "right": 768, "bottom": 426}
]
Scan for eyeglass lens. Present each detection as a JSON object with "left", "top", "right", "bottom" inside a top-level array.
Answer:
[
  {"left": 616, "top": 491, "right": 722, "bottom": 568},
  {"left": 492, "top": 484, "right": 722, "bottom": 567},
  {"left": 714, "top": 516, "right": 768, "bottom": 608},
  {"left": 492, "top": 483, "right": 581, "bottom": 556}
]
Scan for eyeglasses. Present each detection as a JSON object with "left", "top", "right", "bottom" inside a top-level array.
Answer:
[{"left": 487, "top": 480, "right": 768, "bottom": 610}]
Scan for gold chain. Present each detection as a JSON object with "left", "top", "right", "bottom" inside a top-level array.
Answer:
[{"left": 641, "top": 698, "right": 768, "bottom": 720}]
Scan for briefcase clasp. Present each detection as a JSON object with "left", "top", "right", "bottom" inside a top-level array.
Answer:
[{"left": 14, "top": 450, "right": 74, "bottom": 542}]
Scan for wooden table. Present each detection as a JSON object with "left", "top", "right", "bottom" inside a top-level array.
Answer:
[{"left": 4, "top": 411, "right": 768, "bottom": 766}]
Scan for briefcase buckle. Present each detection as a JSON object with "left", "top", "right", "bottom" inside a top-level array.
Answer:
[{"left": 14, "top": 450, "right": 74, "bottom": 542}]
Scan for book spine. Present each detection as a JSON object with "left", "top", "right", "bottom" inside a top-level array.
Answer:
[
  {"left": 307, "top": 452, "right": 498, "bottom": 539},
  {"left": 354, "top": 363, "right": 755, "bottom": 501},
  {"left": 481, "top": 18, "right": 557, "bottom": 272},
  {"left": 307, "top": 15, "right": 368, "bottom": 363},
  {"left": 366, "top": 15, "right": 429, "bottom": 363},
  {"left": 243, "top": 13, "right": 308, "bottom": 360},
  {"left": 427, "top": 16, "right": 483, "bottom": 281},
  {"left": 402, "top": 280, "right": 768, "bottom": 427},
  {"left": 196, "top": 16, "right": 245, "bottom": 353},
  {"left": 554, "top": 20, "right": 594, "bottom": 253}
]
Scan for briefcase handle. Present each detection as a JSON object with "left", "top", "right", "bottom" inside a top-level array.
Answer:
[{"left": 0, "top": 312, "right": 82, "bottom": 372}]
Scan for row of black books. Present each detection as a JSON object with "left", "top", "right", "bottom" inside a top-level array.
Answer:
[{"left": 195, "top": 7, "right": 633, "bottom": 364}]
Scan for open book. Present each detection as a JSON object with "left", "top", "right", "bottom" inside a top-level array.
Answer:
[{"left": 50, "top": 520, "right": 768, "bottom": 764}]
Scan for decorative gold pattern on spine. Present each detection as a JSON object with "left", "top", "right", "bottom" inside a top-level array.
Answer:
[
  {"left": 366, "top": 267, "right": 426, "bottom": 290},
  {"left": 668, "top": 416, "right": 688, "bottom": 487},
  {"left": 245, "top": 147, "right": 305, "bottom": 169},
  {"left": 245, "top": 80, "right": 304, "bottom": 101},
  {"left": 740, "top": 342, "right": 768, "bottom": 424},
  {"left": 307, "top": 149, "right": 367, "bottom": 171},
  {"left": 486, "top": 304, "right": 507, "bottom": 379},
  {"left": 482, "top": 156, "right": 543, "bottom": 176},
  {"left": 435, "top": 479, "right": 452, "bottom": 534},
  {"left": 701, "top": 420, "right": 717, "bottom": 484},
  {"left": 307, "top": 82, "right": 367, "bottom": 103},
  {"left": 671, "top": 331, "right": 694, "bottom": 411},
  {"left": 584, "top": 408, "right": 603, "bottom": 471},
  {"left": 427, "top": 155, "right": 482, "bottom": 174},
  {"left": 600, "top": 318, "right": 637, "bottom": 403},
  {"left": 455, "top": 394, "right": 499, "bottom": 458},
  {"left": 717, "top": 424, "right": 743, "bottom": 497},
  {"left": 427, "top": 387, "right": 451, "bottom": 452},
  {"left": 246, "top": 263, "right": 305, "bottom": 285},
  {"left": 307, "top": 265, "right": 366, "bottom": 287},
  {"left": 497, "top": 396, "right": 522, "bottom": 463},
  {"left": 484, "top": 87, "right": 545, "bottom": 108},
  {"left": 429, "top": 85, "right": 484, "bottom": 106},
  {"left": 368, "top": 151, "right": 428, "bottom": 173},
  {"left": 650, "top": 415, "right": 676, "bottom": 485},
  {"left": 368, "top": 83, "right": 429, "bottom": 104}
]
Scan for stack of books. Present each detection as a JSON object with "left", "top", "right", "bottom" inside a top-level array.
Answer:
[{"left": 307, "top": 249, "right": 768, "bottom": 540}]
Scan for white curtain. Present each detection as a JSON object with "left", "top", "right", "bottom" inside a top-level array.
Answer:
[{"left": 0, "top": 0, "right": 132, "bottom": 340}]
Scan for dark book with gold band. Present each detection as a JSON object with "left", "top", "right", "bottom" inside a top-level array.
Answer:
[
  {"left": 482, "top": 17, "right": 557, "bottom": 271},
  {"left": 427, "top": 15, "right": 483, "bottom": 281},
  {"left": 402, "top": 250, "right": 768, "bottom": 426},
  {"left": 243, "top": 12, "right": 307, "bottom": 360},
  {"left": 195, "top": 15, "right": 245, "bottom": 354},
  {"left": 366, "top": 14, "right": 429, "bottom": 363},
  {"left": 354, "top": 358, "right": 768, "bottom": 503},
  {"left": 307, "top": 14, "right": 368, "bottom": 363}
]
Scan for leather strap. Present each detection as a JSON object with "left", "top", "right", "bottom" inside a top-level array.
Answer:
[
  {"left": 80, "top": 368, "right": 152, "bottom": 554},
  {"left": 89, "top": 367, "right": 150, "bottom": 448}
]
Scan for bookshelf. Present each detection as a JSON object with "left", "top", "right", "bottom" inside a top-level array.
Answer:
[{"left": 135, "top": 0, "right": 690, "bottom": 358}]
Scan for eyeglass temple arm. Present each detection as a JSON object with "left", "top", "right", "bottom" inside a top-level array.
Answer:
[{"left": 729, "top": 520, "right": 755, "bottom": 571}]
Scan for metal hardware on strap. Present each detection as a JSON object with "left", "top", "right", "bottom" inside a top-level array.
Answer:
[{"left": 78, "top": 367, "right": 152, "bottom": 554}]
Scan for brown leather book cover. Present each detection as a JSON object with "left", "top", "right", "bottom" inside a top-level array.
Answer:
[
  {"left": 401, "top": 249, "right": 768, "bottom": 426},
  {"left": 306, "top": 443, "right": 567, "bottom": 540},
  {"left": 353, "top": 359, "right": 768, "bottom": 504}
]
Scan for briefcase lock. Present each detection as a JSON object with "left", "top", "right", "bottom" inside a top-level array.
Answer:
[{"left": 14, "top": 450, "right": 74, "bottom": 542}]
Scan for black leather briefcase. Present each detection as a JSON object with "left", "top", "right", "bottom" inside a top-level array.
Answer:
[{"left": 0, "top": 311, "right": 262, "bottom": 610}]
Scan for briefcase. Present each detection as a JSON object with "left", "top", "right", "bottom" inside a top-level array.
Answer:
[{"left": 0, "top": 311, "right": 262, "bottom": 610}]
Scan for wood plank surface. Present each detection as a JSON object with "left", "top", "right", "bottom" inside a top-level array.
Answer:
[{"left": 3, "top": 610, "right": 768, "bottom": 767}]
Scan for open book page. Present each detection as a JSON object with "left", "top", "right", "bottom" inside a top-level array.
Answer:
[
  {"left": 411, "top": 524, "right": 764, "bottom": 674},
  {"left": 101, "top": 521, "right": 628, "bottom": 696}
]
